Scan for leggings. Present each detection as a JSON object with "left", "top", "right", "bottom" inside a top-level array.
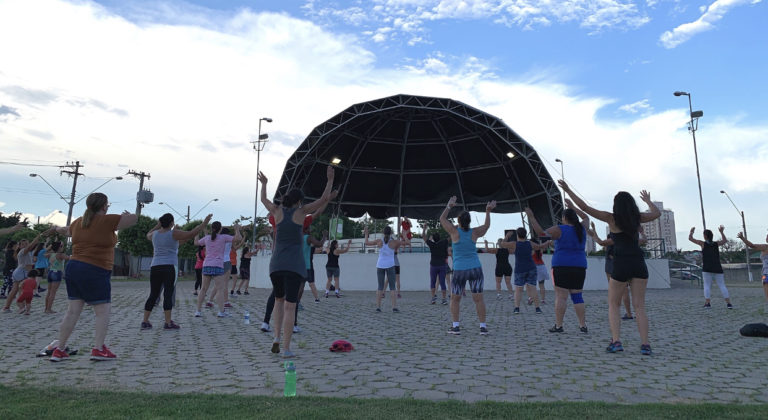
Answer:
[
  {"left": 429, "top": 265, "right": 447, "bottom": 290},
  {"left": 145, "top": 265, "right": 176, "bottom": 311},
  {"left": 1, "top": 270, "right": 12, "bottom": 294},
  {"left": 377, "top": 267, "right": 396, "bottom": 291},
  {"left": 702, "top": 272, "right": 729, "bottom": 299},
  {"left": 262, "top": 282, "right": 304, "bottom": 326},
  {"left": 194, "top": 268, "right": 202, "bottom": 291}
]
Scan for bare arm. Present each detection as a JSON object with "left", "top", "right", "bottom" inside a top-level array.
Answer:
[
  {"left": 307, "top": 232, "right": 326, "bottom": 248},
  {"left": 257, "top": 172, "right": 279, "bottom": 214},
  {"left": 715, "top": 225, "right": 727, "bottom": 246},
  {"left": 0, "top": 223, "right": 24, "bottom": 236},
  {"left": 472, "top": 200, "right": 497, "bottom": 241},
  {"left": 637, "top": 190, "right": 661, "bottom": 223},
  {"left": 300, "top": 166, "right": 336, "bottom": 215},
  {"left": 483, "top": 240, "right": 498, "bottom": 254},
  {"left": 737, "top": 232, "right": 768, "bottom": 251},
  {"left": 173, "top": 214, "right": 212, "bottom": 242},
  {"left": 363, "top": 226, "right": 381, "bottom": 247},
  {"left": 532, "top": 240, "right": 551, "bottom": 251},
  {"left": 559, "top": 180, "right": 613, "bottom": 223},
  {"left": 146, "top": 221, "right": 161, "bottom": 241},
  {"left": 525, "top": 207, "right": 561, "bottom": 240},
  {"left": 688, "top": 227, "right": 705, "bottom": 247},
  {"left": 116, "top": 212, "right": 138, "bottom": 231},
  {"left": 439, "top": 196, "right": 459, "bottom": 240},
  {"left": 336, "top": 240, "right": 353, "bottom": 255},
  {"left": 565, "top": 198, "right": 590, "bottom": 230}
]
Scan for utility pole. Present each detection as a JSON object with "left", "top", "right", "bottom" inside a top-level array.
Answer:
[
  {"left": 128, "top": 170, "right": 151, "bottom": 216},
  {"left": 187, "top": 205, "right": 191, "bottom": 224},
  {"left": 60, "top": 161, "right": 85, "bottom": 226}
]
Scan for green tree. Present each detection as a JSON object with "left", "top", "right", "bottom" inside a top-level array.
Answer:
[
  {"left": 416, "top": 219, "right": 450, "bottom": 241},
  {"left": 117, "top": 215, "right": 156, "bottom": 257}
]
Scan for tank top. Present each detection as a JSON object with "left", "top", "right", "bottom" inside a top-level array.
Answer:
[
  {"left": 605, "top": 233, "right": 615, "bottom": 259},
  {"left": 151, "top": 230, "right": 179, "bottom": 267},
  {"left": 326, "top": 248, "right": 340, "bottom": 268},
  {"left": 761, "top": 253, "right": 768, "bottom": 276},
  {"left": 240, "top": 252, "right": 251, "bottom": 271},
  {"left": 376, "top": 238, "right": 396, "bottom": 269},
  {"left": 612, "top": 230, "right": 644, "bottom": 259},
  {"left": 195, "top": 249, "right": 205, "bottom": 270},
  {"left": 551, "top": 225, "right": 587, "bottom": 268},
  {"left": 48, "top": 254, "right": 64, "bottom": 271},
  {"left": 495, "top": 247, "right": 510, "bottom": 267},
  {"left": 453, "top": 228, "right": 481, "bottom": 270},
  {"left": 35, "top": 249, "right": 49, "bottom": 269},
  {"left": 269, "top": 208, "right": 307, "bottom": 277},
  {"left": 514, "top": 241, "right": 536, "bottom": 273},
  {"left": 701, "top": 241, "right": 723, "bottom": 274},
  {"left": 427, "top": 239, "right": 448, "bottom": 266}
]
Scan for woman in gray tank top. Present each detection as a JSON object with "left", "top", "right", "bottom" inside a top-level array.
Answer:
[
  {"left": 141, "top": 213, "right": 211, "bottom": 330},
  {"left": 737, "top": 231, "right": 768, "bottom": 302},
  {"left": 258, "top": 165, "right": 336, "bottom": 358}
]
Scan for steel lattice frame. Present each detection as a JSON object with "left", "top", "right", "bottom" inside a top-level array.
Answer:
[{"left": 275, "top": 94, "right": 563, "bottom": 227}]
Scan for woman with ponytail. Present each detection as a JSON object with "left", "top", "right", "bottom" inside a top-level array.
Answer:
[
  {"left": 525, "top": 197, "right": 590, "bottom": 335},
  {"left": 558, "top": 181, "right": 660, "bottom": 355},
  {"left": 440, "top": 196, "right": 496, "bottom": 336},
  {"left": 258, "top": 165, "right": 335, "bottom": 358},
  {"left": 48, "top": 193, "right": 137, "bottom": 362},
  {"left": 364, "top": 225, "right": 410, "bottom": 312},
  {"left": 194, "top": 220, "right": 241, "bottom": 318}
]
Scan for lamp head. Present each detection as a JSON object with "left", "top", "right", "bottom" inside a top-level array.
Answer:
[
  {"left": 258, "top": 133, "right": 269, "bottom": 140},
  {"left": 159, "top": 202, "right": 165, "bottom": 205},
  {"left": 262, "top": 117, "right": 273, "bottom": 123},
  {"left": 720, "top": 190, "right": 726, "bottom": 194},
  {"left": 29, "top": 173, "right": 37, "bottom": 177},
  {"left": 673, "top": 91, "right": 689, "bottom": 97},
  {"left": 555, "top": 158, "right": 562, "bottom": 163},
  {"left": 115, "top": 176, "right": 123, "bottom": 180},
  {"left": 213, "top": 198, "right": 219, "bottom": 202},
  {"left": 690, "top": 110, "right": 703, "bottom": 118}
]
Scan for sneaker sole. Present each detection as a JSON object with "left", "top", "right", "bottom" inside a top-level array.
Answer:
[
  {"left": 50, "top": 357, "right": 69, "bottom": 362},
  {"left": 90, "top": 356, "right": 116, "bottom": 361}
]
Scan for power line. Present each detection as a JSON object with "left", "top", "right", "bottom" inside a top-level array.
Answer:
[{"left": 0, "top": 160, "right": 61, "bottom": 167}]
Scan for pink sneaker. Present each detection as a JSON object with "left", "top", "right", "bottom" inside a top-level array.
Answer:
[
  {"left": 205, "top": 302, "right": 214, "bottom": 308},
  {"left": 224, "top": 302, "right": 232, "bottom": 308},
  {"left": 90, "top": 345, "right": 117, "bottom": 361},
  {"left": 50, "top": 347, "right": 70, "bottom": 362}
]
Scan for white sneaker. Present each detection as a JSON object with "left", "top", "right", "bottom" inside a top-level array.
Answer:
[
  {"left": 216, "top": 312, "right": 232, "bottom": 318},
  {"left": 293, "top": 325, "right": 301, "bottom": 333},
  {"left": 194, "top": 311, "right": 202, "bottom": 317},
  {"left": 260, "top": 322, "right": 272, "bottom": 332}
]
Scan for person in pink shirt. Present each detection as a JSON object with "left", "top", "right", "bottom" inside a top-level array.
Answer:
[{"left": 194, "top": 221, "right": 242, "bottom": 317}]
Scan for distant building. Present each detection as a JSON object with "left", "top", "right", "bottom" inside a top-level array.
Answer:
[{"left": 642, "top": 201, "right": 677, "bottom": 256}]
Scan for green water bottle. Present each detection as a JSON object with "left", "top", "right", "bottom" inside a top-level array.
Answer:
[{"left": 284, "top": 361, "right": 296, "bottom": 397}]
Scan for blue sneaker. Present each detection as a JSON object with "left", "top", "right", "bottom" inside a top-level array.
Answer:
[
  {"left": 606, "top": 340, "right": 624, "bottom": 353},
  {"left": 640, "top": 344, "right": 652, "bottom": 356}
]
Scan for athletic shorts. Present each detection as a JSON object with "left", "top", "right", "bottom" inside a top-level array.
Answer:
[
  {"left": 47, "top": 270, "right": 62, "bottom": 283},
  {"left": 552, "top": 266, "right": 586, "bottom": 290},
  {"left": 495, "top": 264, "right": 512, "bottom": 277},
  {"left": 604, "top": 256, "right": 614, "bottom": 277},
  {"left": 326, "top": 267, "right": 340, "bottom": 279},
  {"left": 452, "top": 267, "right": 484, "bottom": 295},
  {"left": 611, "top": 255, "right": 648, "bottom": 282},
  {"left": 202, "top": 266, "right": 225, "bottom": 276},
  {"left": 223, "top": 262, "right": 232, "bottom": 274},
  {"left": 230, "top": 264, "right": 238, "bottom": 275},
  {"left": 239, "top": 266, "right": 250, "bottom": 280},
  {"left": 306, "top": 268, "right": 315, "bottom": 284},
  {"left": 64, "top": 260, "right": 112, "bottom": 305},
  {"left": 535, "top": 264, "right": 549, "bottom": 283},
  {"left": 514, "top": 268, "right": 537, "bottom": 287},
  {"left": 11, "top": 267, "right": 26, "bottom": 283},
  {"left": 270, "top": 270, "right": 303, "bottom": 303}
]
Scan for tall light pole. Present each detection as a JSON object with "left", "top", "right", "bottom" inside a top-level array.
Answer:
[
  {"left": 674, "top": 91, "right": 706, "bottom": 229},
  {"left": 30, "top": 173, "right": 121, "bottom": 226},
  {"left": 252, "top": 117, "right": 272, "bottom": 247},
  {"left": 555, "top": 158, "right": 564, "bottom": 179},
  {"left": 720, "top": 190, "right": 752, "bottom": 282},
  {"left": 190, "top": 198, "right": 218, "bottom": 222}
]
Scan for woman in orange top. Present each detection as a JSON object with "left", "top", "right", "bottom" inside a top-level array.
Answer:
[{"left": 48, "top": 193, "right": 137, "bottom": 362}]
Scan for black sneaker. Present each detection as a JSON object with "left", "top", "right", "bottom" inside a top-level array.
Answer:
[
  {"left": 535, "top": 307, "right": 543, "bottom": 314},
  {"left": 548, "top": 324, "right": 564, "bottom": 333},
  {"left": 448, "top": 326, "right": 461, "bottom": 335},
  {"left": 727, "top": 303, "right": 734, "bottom": 309},
  {"left": 392, "top": 308, "right": 400, "bottom": 313},
  {"left": 375, "top": 308, "right": 382, "bottom": 312},
  {"left": 236, "top": 290, "right": 242, "bottom": 295},
  {"left": 513, "top": 307, "right": 520, "bottom": 315},
  {"left": 38, "top": 287, "right": 46, "bottom": 293},
  {"left": 140, "top": 321, "right": 152, "bottom": 330},
  {"left": 479, "top": 327, "right": 489, "bottom": 336},
  {"left": 703, "top": 302, "right": 711, "bottom": 308},
  {"left": 580, "top": 326, "right": 588, "bottom": 334}
]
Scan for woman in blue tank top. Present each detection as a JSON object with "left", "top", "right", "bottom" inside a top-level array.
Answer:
[
  {"left": 439, "top": 196, "right": 496, "bottom": 336},
  {"left": 258, "top": 166, "right": 335, "bottom": 358},
  {"left": 525, "top": 199, "right": 590, "bottom": 334},
  {"left": 558, "top": 180, "right": 660, "bottom": 356}
]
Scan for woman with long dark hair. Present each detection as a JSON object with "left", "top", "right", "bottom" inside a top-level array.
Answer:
[
  {"left": 589, "top": 222, "right": 633, "bottom": 320},
  {"left": 258, "top": 166, "right": 335, "bottom": 358},
  {"left": 324, "top": 239, "right": 352, "bottom": 298},
  {"left": 364, "top": 225, "right": 410, "bottom": 312},
  {"left": 440, "top": 196, "right": 496, "bottom": 335},
  {"left": 525, "top": 199, "right": 590, "bottom": 334},
  {"left": 142, "top": 213, "right": 211, "bottom": 330},
  {"left": 194, "top": 221, "right": 241, "bottom": 318},
  {"left": 48, "top": 193, "right": 138, "bottom": 361},
  {"left": 559, "top": 181, "right": 660, "bottom": 355}
]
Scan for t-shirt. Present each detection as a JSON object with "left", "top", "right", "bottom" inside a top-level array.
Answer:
[
  {"left": 198, "top": 234, "right": 234, "bottom": 268},
  {"left": 35, "top": 249, "right": 49, "bottom": 269},
  {"left": 426, "top": 239, "right": 449, "bottom": 266},
  {"left": 70, "top": 214, "right": 121, "bottom": 270},
  {"left": 21, "top": 277, "right": 36, "bottom": 294}
]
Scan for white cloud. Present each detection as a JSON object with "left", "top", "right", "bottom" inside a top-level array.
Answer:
[
  {"left": 618, "top": 98, "right": 653, "bottom": 114},
  {"left": 659, "top": 0, "right": 762, "bottom": 48},
  {"left": 0, "top": 0, "right": 765, "bottom": 248}
]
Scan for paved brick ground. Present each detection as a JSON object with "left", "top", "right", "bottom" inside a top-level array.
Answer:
[{"left": 2, "top": 280, "right": 767, "bottom": 403}]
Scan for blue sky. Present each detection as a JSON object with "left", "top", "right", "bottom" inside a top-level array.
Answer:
[{"left": 1, "top": 0, "right": 767, "bottom": 249}]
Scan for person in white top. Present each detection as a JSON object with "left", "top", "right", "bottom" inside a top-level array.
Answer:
[{"left": 364, "top": 225, "right": 410, "bottom": 312}]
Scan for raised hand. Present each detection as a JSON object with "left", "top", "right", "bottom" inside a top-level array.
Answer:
[
  {"left": 257, "top": 171, "right": 268, "bottom": 184},
  {"left": 564, "top": 198, "right": 574, "bottom": 209},
  {"left": 203, "top": 214, "right": 213, "bottom": 224},
  {"left": 486, "top": 200, "right": 497, "bottom": 212},
  {"left": 326, "top": 165, "right": 335, "bottom": 181},
  {"left": 590, "top": 221, "right": 596, "bottom": 231},
  {"left": 737, "top": 232, "right": 745, "bottom": 240},
  {"left": 329, "top": 189, "right": 339, "bottom": 200},
  {"left": 447, "top": 196, "right": 457, "bottom": 208},
  {"left": 557, "top": 180, "right": 571, "bottom": 193},
  {"left": 639, "top": 190, "right": 651, "bottom": 203},
  {"left": 718, "top": 225, "right": 725, "bottom": 233},
  {"left": 690, "top": 227, "right": 695, "bottom": 234}
]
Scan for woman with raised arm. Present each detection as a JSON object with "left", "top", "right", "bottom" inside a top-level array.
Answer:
[
  {"left": 737, "top": 231, "right": 768, "bottom": 302},
  {"left": 423, "top": 225, "right": 450, "bottom": 305},
  {"left": 194, "top": 222, "right": 241, "bottom": 317},
  {"left": 440, "top": 196, "right": 496, "bottom": 336},
  {"left": 589, "top": 222, "right": 633, "bottom": 320},
  {"left": 525, "top": 199, "right": 590, "bottom": 334},
  {"left": 142, "top": 213, "right": 211, "bottom": 330},
  {"left": 484, "top": 233, "right": 514, "bottom": 300},
  {"left": 44, "top": 241, "right": 68, "bottom": 314},
  {"left": 48, "top": 193, "right": 138, "bottom": 361},
  {"left": 364, "top": 225, "right": 409, "bottom": 312},
  {"left": 325, "top": 239, "right": 352, "bottom": 298},
  {"left": 3, "top": 231, "right": 47, "bottom": 312},
  {"left": 558, "top": 181, "right": 660, "bottom": 355},
  {"left": 258, "top": 166, "right": 334, "bottom": 358},
  {"left": 689, "top": 225, "right": 732, "bottom": 309}
]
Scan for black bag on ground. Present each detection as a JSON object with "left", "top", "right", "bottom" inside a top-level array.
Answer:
[{"left": 739, "top": 323, "right": 768, "bottom": 337}]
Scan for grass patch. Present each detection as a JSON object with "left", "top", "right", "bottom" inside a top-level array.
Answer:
[{"left": 0, "top": 385, "right": 767, "bottom": 419}]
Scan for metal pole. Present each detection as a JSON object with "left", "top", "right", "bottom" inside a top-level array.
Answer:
[
  {"left": 187, "top": 205, "right": 190, "bottom": 224},
  {"left": 741, "top": 211, "right": 752, "bottom": 282},
  {"left": 687, "top": 95, "right": 706, "bottom": 230},
  {"left": 253, "top": 119, "right": 263, "bottom": 249},
  {"left": 66, "top": 162, "right": 81, "bottom": 227}
]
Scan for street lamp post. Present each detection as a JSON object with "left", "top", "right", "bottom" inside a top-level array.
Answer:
[
  {"left": 252, "top": 117, "right": 273, "bottom": 247},
  {"left": 720, "top": 190, "right": 752, "bottom": 282},
  {"left": 555, "top": 158, "right": 564, "bottom": 179},
  {"left": 674, "top": 91, "right": 706, "bottom": 229},
  {"left": 30, "top": 173, "right": 122, "bottom": 226}
]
